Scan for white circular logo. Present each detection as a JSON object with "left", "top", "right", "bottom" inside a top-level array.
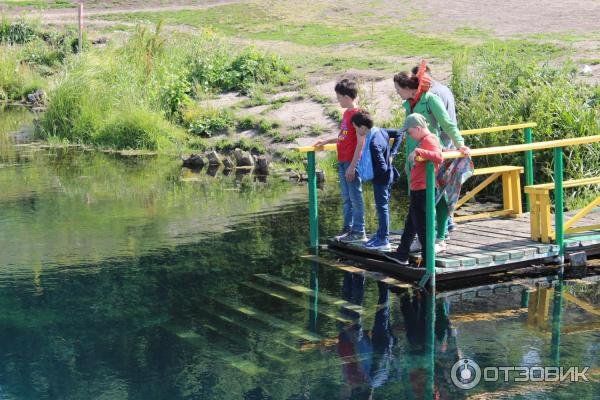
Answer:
[{"left": 451, "top": 358, "right": 482, "bottom": 390}]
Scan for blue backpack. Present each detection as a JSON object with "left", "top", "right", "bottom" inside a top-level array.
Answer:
[{"left": 357, "top": 130, "right": 375, "bottom": 181}]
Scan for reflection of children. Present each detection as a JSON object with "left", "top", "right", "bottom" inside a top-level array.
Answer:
[
  {"left": 338, "top": 274, "right": 399, "bottom": 399},
  {"left": 392, "top": 114, "right": 443, "bottom": 267},
  {"left": 313, "top": 79, "right": 366, "bottom": 243}
]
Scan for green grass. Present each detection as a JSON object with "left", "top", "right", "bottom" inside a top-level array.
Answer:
[
  {"left": 1, "top": 0, "right": 73, "bottom": 9},
  {"left": 94, "top": 4, "right": 566, "bottom": 78}
]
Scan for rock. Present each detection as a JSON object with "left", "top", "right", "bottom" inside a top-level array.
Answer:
[
  {"left": 206, "top": 150, "right": 222, "bottom": 166},
  {"left": 254, "top": 155, "right": 271, "bottom": 175},
  {"left": 582, "top": 64, "right": 593, "bottom": 75},
  {"left": 222, "top": 156, "right": 234, "bottom": 170},
  {"left": 92, "top": 37, "right": 108, "bottom": 45},
  {"left": 26, "top": 89, "right": 46, "bottom": 105},
  {"left": 233, "top": 148, "right": 254, "bottom": 167},
  {"left": 316, "top": 169, "right": 326, "bottom": 184},
  {"left": 181, "top": 154, "right": 205, "bottom": 169}
]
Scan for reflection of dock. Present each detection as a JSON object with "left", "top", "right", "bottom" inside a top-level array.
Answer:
[{"left": 328, "top": 211, "right": 600, "bottom": 282}]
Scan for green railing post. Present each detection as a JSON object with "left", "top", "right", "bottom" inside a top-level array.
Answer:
[
  {"left": 524, "top": 127, "right": 534, "bottom": 211},
  {"left": 551, "top": 279, "right": 564, "bottom": 365},
  {"left": 309, "top": 258, "right": 319, "bottom": 333},
  {"left": 521, "top": 288, "right": 530, "bottom": 308},
  {"left": 307, "top": 151, "right": 319, "bottom": 249},
  {"left": 424, "top": 290, "right": 436, "bottom": 399},
  {"left": 307, "top": 150, "right": 319, "bottom": 332},
  {"left": 426, "top": 161, "right": 436, "bottom": 288},
  {"left": 554, "top": 147, "right": 564, "bottom": 262}
]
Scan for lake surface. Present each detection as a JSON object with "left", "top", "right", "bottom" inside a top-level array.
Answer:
[{"left": 0, "top": 109, "right": 598, "bottom": 399}]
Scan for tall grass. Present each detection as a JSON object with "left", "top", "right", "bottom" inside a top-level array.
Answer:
[
  {"left": 452, "top": 47, "right": 600, "bottom": 207},
  {"left": 0, "top": 45, "right": 46, "bottom": 101},
  {"left": 36, "top": 24, "right": 292, "bottom": 151}
]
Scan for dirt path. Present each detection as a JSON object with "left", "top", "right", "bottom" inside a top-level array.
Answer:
[{"left": 4, "top": 0, "right": 242, "bottom": 21}]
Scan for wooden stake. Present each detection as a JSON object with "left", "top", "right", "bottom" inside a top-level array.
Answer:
[{"left": 78, "top": 2, "right": 84, "bottom": 53}]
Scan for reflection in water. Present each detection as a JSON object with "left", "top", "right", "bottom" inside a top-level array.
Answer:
[
  {"left": 338, "top": 274, "right": 398, "bottom": 399},
  {"left": 0, "top": 110, "right": 598, "bottom": 399}
]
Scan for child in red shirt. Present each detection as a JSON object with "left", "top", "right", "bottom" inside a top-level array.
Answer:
[
  {"left": 393, "top": 113, "right": 443, "bottom": 266},
  {"left": 313, "top": 79, "right": 366, "bottom": 242}
]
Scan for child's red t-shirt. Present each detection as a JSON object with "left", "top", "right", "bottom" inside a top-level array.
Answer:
[
  {"left": 410, "top": 134, "right": 443, "bottom": 190},
  {"left": 337, "top": 108, "right": 360, "bottom": 162}
]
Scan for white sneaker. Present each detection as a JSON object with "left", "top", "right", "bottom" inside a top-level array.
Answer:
[{"left": 435, "top": 240, "right": 447, "bottom": 254}]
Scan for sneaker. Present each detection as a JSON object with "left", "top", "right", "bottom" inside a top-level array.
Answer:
[
  {"left": 409, "top": 238, "right": 422, "bottom": 252},
  {"left": 335, "top": 228, "right": 352, "bottom": 241},
  {"left": 364, "top": 235, "right": 378, "bottom": 246},
  {"left": 340, "top": 231, "right": 368, "bottom": 243},
  {"left": 447, "top": 220, "right": 456, "bottom": 233},
  {"left": 435, "top": 240, "right": 447, "bottom": 253},
  {"left": 386, "top": 253, "right": 409, "bottom": 265},
  {"left": 364, "top": 238, "right": 391, "bottom": 251}
]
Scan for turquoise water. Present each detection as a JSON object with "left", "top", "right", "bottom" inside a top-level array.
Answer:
[{"left": 0, "top": 110, "right": 598, "bottom": 399}]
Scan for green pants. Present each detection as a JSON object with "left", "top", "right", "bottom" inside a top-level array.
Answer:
[{"left": 436, "top": 197, "right": 449, "bottom": 241}]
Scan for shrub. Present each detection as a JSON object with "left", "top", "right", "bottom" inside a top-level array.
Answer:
[
  {"left": 96, "top": 108, "right": 177, "bottom": 150},
  {"left": 214, "top": 138, "right": 266, "bottom": 154},
  {"left": 185, "top": 107, "right": 235, "bottom": 138},
  {"left": 0, "top": 17, "right": 39, "bottom": 45},
  {"left": 451, "top": 48, "right": 600, "bottom": 206},
  {"left": 0, "top": 46, "right": 45, "bottom": 101}
]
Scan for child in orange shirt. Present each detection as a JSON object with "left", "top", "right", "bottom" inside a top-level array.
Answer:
[{"left": 392, "top": 113, "right": 443, "bottom": 267}]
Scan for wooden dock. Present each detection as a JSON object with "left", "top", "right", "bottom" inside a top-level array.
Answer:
[{"left": 328, "top": 210, "right": 600, "bottom": 282}]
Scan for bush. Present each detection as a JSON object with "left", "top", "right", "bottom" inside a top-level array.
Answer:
[
  {"left": 187, "top": 44, "right": 292, "bottom": 95},
  {"left": 36, "top": 72, "right": 105, "bottom": 142},
  {"left": 0, "top": 46, "right": 45, "bottom": 101},
  {"left": 0, "top": 17, "right": 39, "bottom": 45},
  {"left": 227, "top": 49, "right": 291, "bottom": 93},
  {"left": 452, "top": 48, "right": 600, "bottom": 206},
  {"left": 214, "top": 138, "right": 266, "bottom": 154},
  {"left": 185, "top": 107, "right": 235, "bottom": 137},
  {"left": 96, "top": 108, "right": 177, "bottom": 150}
]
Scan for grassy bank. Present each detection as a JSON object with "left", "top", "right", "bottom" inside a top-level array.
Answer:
[{"left": 34, "top": 23, "right": 295, "bottom": 152}]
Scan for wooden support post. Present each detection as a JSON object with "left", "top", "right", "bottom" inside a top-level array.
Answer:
[
  {"left": 502, "top": 171, "right": 513, "bottom": 213},
  {"left": 529, "top": 191, "right": 540, "bottom": 241},
  {"left": 511, "top": 169, "right": 523, "bottom": 215},
  {"left": 78, "top": 3, "right": 84, "bottom": 53},
  {"left": 539, "top": 194, "right": 552, "bottom": 243}
]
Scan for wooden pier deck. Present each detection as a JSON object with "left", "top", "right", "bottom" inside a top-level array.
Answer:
[{"left": 328, "top": 209, "right": 600, "bottom": 282}]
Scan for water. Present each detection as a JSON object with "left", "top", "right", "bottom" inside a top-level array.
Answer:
[{"left": 0, "top": 109, "right": 598, "bottom": 399}]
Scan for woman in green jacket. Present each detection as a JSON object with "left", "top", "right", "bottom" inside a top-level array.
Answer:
[{"left": 391, "top": 72, "right": 473, "bottom": 252}]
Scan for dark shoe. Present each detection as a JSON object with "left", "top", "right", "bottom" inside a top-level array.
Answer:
[
  {"left": 340, "top": 231, "right": 368, "bottom": 243},
  {"left": 385, "top": 252, "right": 409, "bottom": 265},
  {"left": 335, "top": 228, "right": 352, "bottom": 241}
]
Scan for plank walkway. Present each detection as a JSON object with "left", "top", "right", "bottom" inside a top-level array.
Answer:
[{"left": 328, "top": 210, "right": 600, "bottom": 282}]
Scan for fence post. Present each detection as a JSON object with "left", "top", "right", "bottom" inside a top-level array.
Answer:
[
  {"left": 551, "top": 280, "right": 563, "bottom": 365},
  {"left": 554, "top": 147, "right": 564, "bottom": 262},
  {"left": 426, "top": 160, "right": 436, "bottom": 288},
  {"left": 78, "top": 2, "right": 84, "bottom": 53},
  {"left": 307, "top": 151, "right": 319, "bottom": 249},
  {"left": 524, "top": 127, "right": 534, "bottom": 211}
]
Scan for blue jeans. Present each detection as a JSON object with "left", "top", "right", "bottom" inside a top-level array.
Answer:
[
  {"left": 373, "top": 183, "right": 391, "bottom": 242},
  {"left": 338, "top": 162, "right": 365, "bottom": 233}
]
